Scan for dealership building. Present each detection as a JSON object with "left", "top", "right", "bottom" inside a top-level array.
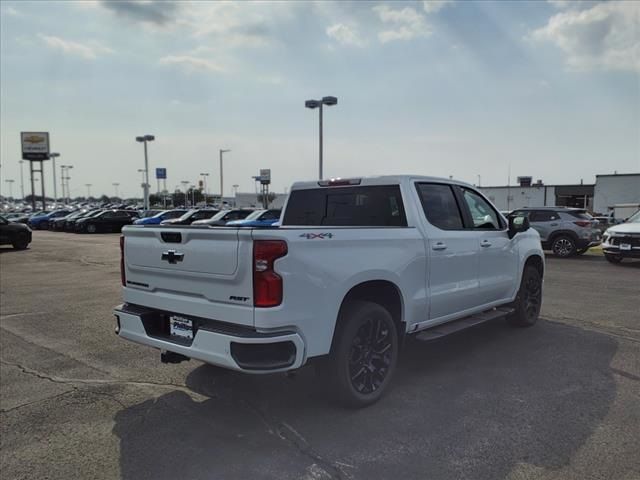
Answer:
[{"left": 478, "top": 172, "right": 640, "bottom": 214}]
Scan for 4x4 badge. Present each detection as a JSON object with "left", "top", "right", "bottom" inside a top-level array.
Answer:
[{"left": 299, "top": 233, "right": 333, "bottom": 240}]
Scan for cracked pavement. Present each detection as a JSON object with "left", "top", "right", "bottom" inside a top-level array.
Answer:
[{"left": 1, "top": 232, "right": 639, "bottom": 480}]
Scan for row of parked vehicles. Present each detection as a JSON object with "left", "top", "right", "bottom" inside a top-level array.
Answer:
[{"left": 20, "top": 207, "right": 283, "bottom": 234}]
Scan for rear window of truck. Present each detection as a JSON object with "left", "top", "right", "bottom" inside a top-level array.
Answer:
[{"left": 282, "top": 185, "right": 407, "bottom": 227}]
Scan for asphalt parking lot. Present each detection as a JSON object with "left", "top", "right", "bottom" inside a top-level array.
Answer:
[{"left": 1, "top": 232, "right": 639, "bottom": 480}]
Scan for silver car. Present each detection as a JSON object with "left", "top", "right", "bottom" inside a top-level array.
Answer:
[{"left": 509, "top": 207, "right": 601, "bottom": 257}]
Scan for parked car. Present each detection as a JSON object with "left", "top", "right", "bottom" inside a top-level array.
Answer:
[
  {"left": 160, "top": 209, "right": 219, "bottom": 226},
  {"left": 226, "top": 209, "right": 282, "bottom": 227},
  {"left": 602, "top": 210, "right": 640, "bottom": 263},
  {"left": 50, "top": 210, "right": 83, "bottom": 231},
  {"left": 0, "top": 215, "right": 32, "bottom": 250},
  {"left": 139, "top": 209, "right": 164, "bottom": 219},
  {"left": 133, "top": 210, "right": 188, "bottom": 225},
  {"left": 115, "top": 175, "right": 543, "bottom": 407},
  {"left": 508, "top": 207, "right": 600, "bottom": 257},
  {"left": 28, "top": 209, "right": 73, "bottom": 230},
  {"left": 190, "top": 209, "right": 254, "bottom": 226},
  {"left": 5, "top": 213, "right": 30, "bottom": 224},
  {"left": 65, "top": 209, "right": 103, "bottom": 231},
  {"left": 76, "top": 210, "right": 139, "bottom": 233}
]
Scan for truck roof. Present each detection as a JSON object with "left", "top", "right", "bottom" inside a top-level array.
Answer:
[{"left": 290, "top": 175, "right": 474, "bottom": 191}]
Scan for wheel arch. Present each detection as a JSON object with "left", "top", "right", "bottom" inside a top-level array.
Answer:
[
  {"left": 548, "top": 229, "right": 579, "bottom": 244},
  {"left": 331, "top": 280, "right": 405, "bottom": 352},
  {"left": 524, "top": 254, "right": 544, "bottom": 279}
]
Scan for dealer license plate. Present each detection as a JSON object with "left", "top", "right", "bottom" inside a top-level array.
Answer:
[
  {"left": 620, "top": 243, "right": 631, "bottom": 251},
  {"left": 169, "top": 315, "right": 193, "bottom": 340}
]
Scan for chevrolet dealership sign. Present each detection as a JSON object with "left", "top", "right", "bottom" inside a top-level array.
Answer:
[{"left": 21, "top": 132, "right": 50, "bottom": 161}]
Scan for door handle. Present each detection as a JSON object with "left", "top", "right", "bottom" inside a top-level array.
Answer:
[
  {"left": 550, "top": 223, "right": 558, "bottom": 226},
  {"left": 480, "top": 240, "right": 492, "bottom": 247},
  {"left": 432, "top": 242, "right": 447, "bottom": 251}
]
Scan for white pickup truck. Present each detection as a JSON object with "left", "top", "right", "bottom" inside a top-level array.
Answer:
[{"left": 114, "top": 176, "right": 544, "bottom": 406}]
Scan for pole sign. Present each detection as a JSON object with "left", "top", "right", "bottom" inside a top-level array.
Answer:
[
  {"left": 21, "top": 132, "right": 50, "bottom": 161},
  {"left": 155, "top": 167, "right": 167, "bottom": 179},
  {"left": 259, "top": 169, "right": 271, "bottom": 185}
]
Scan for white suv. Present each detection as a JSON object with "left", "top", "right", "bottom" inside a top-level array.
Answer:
[{"left": 602, "top": 210, "right": 640, "bottom": 263}]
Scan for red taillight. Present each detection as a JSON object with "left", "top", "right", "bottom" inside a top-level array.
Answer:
[
  {"left": 253, "top": 240, "right": 287, "bottom": 307},
  {"left": 120, "top": 235, "right": 126, "bottom": 287},
  {"left": 574, "top": 221, "right": 591, "bottom": 228}
]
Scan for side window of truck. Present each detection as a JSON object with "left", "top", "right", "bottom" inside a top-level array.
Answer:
[
  {"left": 415, "top": 183, "right": 464, "bottom": 230},
  {"left": 461, "top": 188, "right": 503, "bottom": 230},
  {"left": 282, "top": 186, "right": 407, "bottom": 227}
]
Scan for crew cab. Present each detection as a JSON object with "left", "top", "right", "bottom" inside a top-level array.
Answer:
[{"left": 114, "top": 176, "right": 544, "bottom": 407}]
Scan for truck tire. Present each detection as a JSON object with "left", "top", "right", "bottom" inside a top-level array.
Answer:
[
  {"left": 551, "top": 235, "right": 575, "bottom": 257},
  {"left": 320, "top": 300, "right": 399, "bottom": 408},
  {"left": 507, "top": 266, "right": 542, "bottom": 327},
  {"left": 604, "top": 253, "right": 623, "bottom": 264},
  {"left": 11, "top": 232, "right": 30, "bottom": 250}
]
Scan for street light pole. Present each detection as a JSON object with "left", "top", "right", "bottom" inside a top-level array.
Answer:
[
  {"left": 219, "top": 149, "right": 230, "bottom": 205},
  {"left": 5, "top": 179, "right": 14, "bottom": 199},
  {"left": 85, "top": 183, "right": 92, "bottom": 199},
  {"left": 200, "top": 173, "right": 209, "bottom": 204},
  {"left": 305, "top": 96, "right": 337, "bottom": 180},
  {"left": 49, "top": 152, "right": 60, "bottom": 205},
  {"left": 135, "top": 134, "right": 155, "bottom": 210},
  {"left": 232, "top": 184, "right": 239, "bottom": 207},
  {"left": 113, "top": 182, "right": 120, "bottom": 198},
  {"left": 18, "top": 160, "right": 25, "bottom": 200},
  {"left": 181, "top": 181, "right": 189, "bottom": 207},
  {"left": 61, "top": 165, "right": 73, "bottom": 204}
]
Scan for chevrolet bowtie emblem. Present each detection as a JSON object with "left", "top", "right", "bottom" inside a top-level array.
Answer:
[{"left": 161, "top": 250, "right": 184, "bottom": 264}]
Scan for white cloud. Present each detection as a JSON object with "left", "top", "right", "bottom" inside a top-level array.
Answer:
[
  {"left": 326, "top": 23, "right": 367, "bottom": 47},
  {"left": 373, "top": 5, "right": 431, "bottom": 43},
  {"left": 38, "top": 34, "right": 114, "bottom": 60},
  {"left": 5, "top": 6, "right": 21, "bottom": 16},
  {"left": 531, "top": 2, "right": 640, "bottom": 73},
  {"left": 158, "top": 55, "right": 227, "bottom": 73},
  {"left": 423, "top": 1, "right": 453, "bottom": 14}
]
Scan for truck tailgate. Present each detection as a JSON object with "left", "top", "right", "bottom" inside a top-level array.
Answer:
[{"left": 122, "top": 226, "right": 254, "bottom": 326}]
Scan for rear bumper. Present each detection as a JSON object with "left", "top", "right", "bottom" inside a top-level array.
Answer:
[{"left": 113, "top": 304, "right": 306, "bottom": 373}]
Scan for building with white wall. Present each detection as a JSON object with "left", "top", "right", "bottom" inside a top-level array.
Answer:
[
  {"left": 593, "top": 173, "right": 640, "bottom": 214},
  {"left": 479, "top": 172, "right": 639, "bottom": 214}
]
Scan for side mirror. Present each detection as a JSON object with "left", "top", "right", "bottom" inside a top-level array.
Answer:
[{"left": 508, "top": 215, "right": 529, "bottom": 239}]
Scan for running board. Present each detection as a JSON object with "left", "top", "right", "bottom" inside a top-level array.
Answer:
[{"left": 414, "top": 307, "right": 514, "bottom": 342}]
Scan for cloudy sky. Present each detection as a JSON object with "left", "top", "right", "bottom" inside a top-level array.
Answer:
[{"left": 1, "top": 0, "right": 638, "bottom": 199}]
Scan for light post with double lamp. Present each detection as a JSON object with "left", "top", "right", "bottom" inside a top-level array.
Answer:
[
  {"left": 135, "top": 134, "right": 155, "bottom": 210},
  {"left": 49, "top": 152, "right": 60, "bottom": 205},
  {"left": 60, "top": 165, "right": 73, "bottom": 204},
  {"left": 219, "top": 149, "right": 230, "bottom": 206},
  {"left": 112, "top": 183, "right": 120, "bottom": 199},
  {"left": 5, "top": 179, "right": 15, "bottom": 200},
  {"left": 180, "top": 181, "right": 189, "bottom": 207},
  {"left": 19, "top": 160, "right": 25, "bottom": 199},
  {"left": 200, "top": 173, "right": 209, "bottom": 204},
  {"left": 85, "top": 184, "right": 92, "bottom": 200},
  {"left": 232, "top": 184, "right": 239, "bottom": 206},
  {"left": 304, "top": 96, "right": 338, "bottom": 180}
]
